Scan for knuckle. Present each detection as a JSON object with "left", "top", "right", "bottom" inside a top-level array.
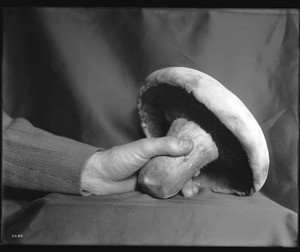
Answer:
[{"left": 164, "top": 136, "right": 175, "bottom": 150}]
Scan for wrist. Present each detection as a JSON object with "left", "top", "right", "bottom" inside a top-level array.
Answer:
[{"left": 81, "top": 150, "right": 107, "bottom": 195}]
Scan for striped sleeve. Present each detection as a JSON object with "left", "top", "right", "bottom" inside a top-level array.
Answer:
[{"left": 2, "top": 112, "right": 100, "bottom": 195}]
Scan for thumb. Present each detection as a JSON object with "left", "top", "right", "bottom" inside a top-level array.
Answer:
[
  {"left": 100, "top": 137, "right": 194, "bottom": 180},
  {"left": 133, "top": 136, "right": 194, "bottom": 161}
]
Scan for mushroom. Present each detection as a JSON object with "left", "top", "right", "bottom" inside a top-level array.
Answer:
[{"left": 137, "top": 67, "right": 269, "bottom": 199}]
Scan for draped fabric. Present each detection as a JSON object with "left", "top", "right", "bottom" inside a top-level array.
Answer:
[
  {"left": 2, "top": 7, "right": 299, "bottom": 245},
  {"left": 2, "top": 190, "right": 298, "bottom": 246}
]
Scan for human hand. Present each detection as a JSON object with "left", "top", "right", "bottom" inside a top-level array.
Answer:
[{"left": 81, "top": 137, "right": 201, "bottom": 198}]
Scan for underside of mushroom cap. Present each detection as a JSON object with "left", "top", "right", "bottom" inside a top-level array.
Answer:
[{"left": 138, "top": 67, "right": 269, "bottom": 194}]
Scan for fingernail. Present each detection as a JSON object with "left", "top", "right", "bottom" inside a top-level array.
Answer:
[
  {"left": 195, "top": 181, "right": 201, "bottom": 187},
  {"left": 180, "top": 139, "right": 193, "bottom": 149}
]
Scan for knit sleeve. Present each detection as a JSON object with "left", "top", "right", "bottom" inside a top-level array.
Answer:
[{"left": 2, "top": 111, "right": 101, "bottom": 195}]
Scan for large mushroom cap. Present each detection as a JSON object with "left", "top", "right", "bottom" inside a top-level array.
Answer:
[{"left": 138, "top": 67, "right": 269, "bottom": 195}]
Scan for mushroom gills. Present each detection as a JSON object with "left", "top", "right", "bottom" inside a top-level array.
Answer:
[
  {"left": 138, "top": 84, "right": 255, "bottom": 197},
  {"left": 138, "top": 117, "right": 219, "bottom": 199}
]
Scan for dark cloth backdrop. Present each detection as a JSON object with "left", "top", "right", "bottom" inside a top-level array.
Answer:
[{"left": 2, "top": 8, "right": 299, "bottom": 245}]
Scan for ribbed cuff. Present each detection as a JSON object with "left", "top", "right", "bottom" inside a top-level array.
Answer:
[{"left": 3, "top": 117, "right": 100, "bottom": 195}]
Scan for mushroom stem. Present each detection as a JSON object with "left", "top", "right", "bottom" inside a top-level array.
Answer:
[{"left": 138, "top": 118, "right": 219, "bottom": 198}]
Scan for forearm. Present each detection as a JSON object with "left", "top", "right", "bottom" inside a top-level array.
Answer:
[{"left": 2, "top": 112, "right": 100, "bottom": 195}]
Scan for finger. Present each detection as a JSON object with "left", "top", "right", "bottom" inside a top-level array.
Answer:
[
  {"left": 181, "top": 179, "right": 194, "bottom": 197},
  {"left": 193, "top": 169, "right": 201, "bottom": 178},
  {"left": 181, "top": 179, "right": 200, "bottom": 198},
  {"left": 102, "top": 175, "right": 138, "bottom": 194},
  {"left": 89, "top": 175, "right": 138, "bottom": 195},
  {"left": 133, "top": 136, "right": 194, "bottom": 161}
]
